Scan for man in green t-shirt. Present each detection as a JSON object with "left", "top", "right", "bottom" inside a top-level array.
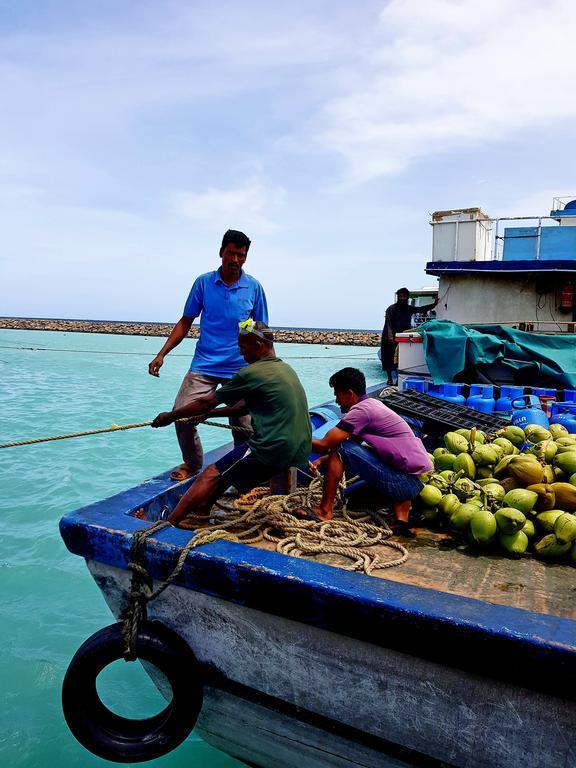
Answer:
[{"left": 151, "top": 321, "right": 312, "bottom": 527}]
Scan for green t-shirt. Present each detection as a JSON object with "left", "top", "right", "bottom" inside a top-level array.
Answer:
[{"left": 215, "top": 357, "right": 312, "bottom": 468}]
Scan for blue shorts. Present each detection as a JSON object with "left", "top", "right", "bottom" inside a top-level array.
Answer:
[
  {"left": 214, "top": 443, "right": 282, "bottom": 494},
  {"left": 339, "top": 441, "right": 423, "bottom": 502}
]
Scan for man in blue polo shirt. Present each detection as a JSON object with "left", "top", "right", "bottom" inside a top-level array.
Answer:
[{"left": 148, "top": 230, "right": 268, "bottom": 481}]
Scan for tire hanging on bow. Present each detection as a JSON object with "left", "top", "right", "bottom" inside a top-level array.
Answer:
[{"left": 62, "top": 620, "right": 203, "bottom": 763}]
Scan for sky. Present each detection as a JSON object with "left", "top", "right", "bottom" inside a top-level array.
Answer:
[{"left": 2, "top": 0, "right": 576, "bottom": 330}]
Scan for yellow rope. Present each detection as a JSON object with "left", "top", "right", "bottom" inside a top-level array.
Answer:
[
  {"left": 0, "top": 417, "right": 240, "bottom": 449},
  {"left": 120, "top": 476, "right": 408, "bottom": 654},
  {"left": 177, "top": 477, "right": 409, "bottom": 575}
]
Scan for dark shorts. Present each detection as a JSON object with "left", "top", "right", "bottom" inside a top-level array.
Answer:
[
  {"left": 214, "top": 443, "right": 282, "bottom": 494},
  {"left": 339, "top": 441, "right": 423, "bottom": 502}
]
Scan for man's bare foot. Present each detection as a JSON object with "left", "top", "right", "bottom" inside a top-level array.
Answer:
[
  {"left": 134, "top": 507, "right": 148, "bottom": 520},
  {"left": 170, "top": 463, "right": 195, "bottom": 482}
]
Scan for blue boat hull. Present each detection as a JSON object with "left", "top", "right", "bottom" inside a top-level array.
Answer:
[{"left": 59, "top": 388, "right": 576, "bottom": 768}]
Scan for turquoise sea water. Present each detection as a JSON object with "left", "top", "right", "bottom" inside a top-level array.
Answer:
[{"left": 0, "top": 330, "right": 383, "bottom": 768}]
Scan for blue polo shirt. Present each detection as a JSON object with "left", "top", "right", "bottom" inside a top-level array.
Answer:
[{"left": 183, "top": 269, "right": 269, "bottom": 378}]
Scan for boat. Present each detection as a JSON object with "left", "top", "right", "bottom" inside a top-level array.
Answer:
[
  {"left": 59, "top": 388, "right": 576, "bottom": 768},
  {"left": 59, "top": 196, "right": 576, "bottom": 767},
  {"left": 396, "top": 196, "right": 576, "bottom": 390}
]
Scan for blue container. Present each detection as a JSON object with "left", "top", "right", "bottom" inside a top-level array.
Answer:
[
  {"left": 564, "top": 417, "right": 576, "bottom": 434},
  {"left": 402, "top": 377, "right": 426, "bottom": 393},
  {"left": 427, "top": 382, "right": 441, "bottom": 398},
  {"left": 439, "top": 383, "right": 466, "bottom": 405},
  {"left": 563, "top": 390, "right": 576, "bottom": 403},
  {"left": 531, "top": 387, "right": 556, "bottom": 417},
  {"left": 466, "top": 385, "right": 495, "bottom": 413},
  {"left": 532, "top": 388, "right": 556, "bottom": 399},
  {"left": 466, "top": 384, "right": 484, "bottom": 410},
  {"left": 550, "top": 401, "right": 576, "bottom": 431},
  {"left": 495, "top": 385, "right": 524, "bottom": 416},
  {"left": 511, "top": 395, "right": 549, "bottom": 429}
]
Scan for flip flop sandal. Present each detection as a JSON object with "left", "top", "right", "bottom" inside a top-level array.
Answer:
[
  {"left": 170, "top": 464, "right": 195, "bottom": 481},
  {"left": 291, "top": 505, "right": 322, "bottom": 522}
]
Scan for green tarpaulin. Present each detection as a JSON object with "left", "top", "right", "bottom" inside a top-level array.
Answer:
[{"left": 419, "top": 320, "right": 576, "bottom": 389}]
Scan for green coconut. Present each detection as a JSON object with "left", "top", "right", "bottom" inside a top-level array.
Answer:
[
  {"left": 492, "top": 437, "right": 516, "bottom": 455},
  {"left": 495, "top": 507, "right": 526, "bottom": 534},
  {"left": 524, "top": 425, "right": 552, "bottom": 444},
  {"left": 444, "top": 432, "right": 469, "bottom": 455},
  {"left": 500, "top": 530, "right": 529, "bottom": 555},
  {"left": 483, "top": 483, "right": 505, "bottom": 503},
  {"left": 502, "top": 425, "right": 525, "bottom": 446},
  {"left": 450, "top": 503, "right": 478, "bottom": 531},
  {"left": 534, "top": 534, "right": 572, "bottom": 559},
  {"left": 472, "top": 445, "right": 499, "bottom": 466},
  {"left": 438, "top": 493, "right": 460, "bottom": 517},
  {"left": 554, "top": 513, "right": 576, "bottom": 544},
  {"left": 434, "top": 453, "right": 457, "bottom": 471},
  {"left": 419, "top": 485, "right": 443, "bottom": 507},
  {"left": 453, "top": 453, "right": 476, "bottom": 479},
  {"left": 535, "top": 510, "right": 565, "bottom": 532},
  {"left": 549, "top": 423, "right": 569, "bottom": 439},
  {"left": 502, "top": 488, "right": 538, "bottom": 515},
  {"left": 522, "top": 519, "right": 536, "bottom": 539},
  {"left": 470, "top": 509, "right": 497, "bottom": 544}
]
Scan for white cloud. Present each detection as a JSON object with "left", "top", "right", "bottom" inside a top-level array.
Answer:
[
  {"left": 316, "top": 0, "right": 576, "bottom": 182},
  {"left": 171, "top": 178, "right": 284, "bottom": 232}
]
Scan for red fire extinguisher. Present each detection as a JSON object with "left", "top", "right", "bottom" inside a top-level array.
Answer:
[{"left": 558, "top": 281, "right": 574, "bottom": 313}]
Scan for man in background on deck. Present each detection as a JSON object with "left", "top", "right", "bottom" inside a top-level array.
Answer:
[
  {"left": 306, "top": 367, "right": 432, "bottom": 534},
  {"left": 381, "top": 287, "right": 438, "bottom": 386},
  {"left": 151, "top": 322, "right": 312, "bottom": 527},
  {"left": 148, "top": 230, "right": 268, "bottom": 481}
]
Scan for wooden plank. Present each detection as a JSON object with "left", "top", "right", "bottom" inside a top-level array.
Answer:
[{"left": 241, "top": 526, "right": 576, "bottom": 620}]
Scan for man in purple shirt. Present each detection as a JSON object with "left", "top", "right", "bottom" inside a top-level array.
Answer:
[
  {"left": 309, "top": 367, "right": 432, "bottom": 533},
  {"left": 148, "top": 230, "right": 268, "bottom": 481}
]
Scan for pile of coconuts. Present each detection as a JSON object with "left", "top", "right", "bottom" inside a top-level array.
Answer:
[{"left": 418, "top": 423, "right": 576, "bottom": 562}]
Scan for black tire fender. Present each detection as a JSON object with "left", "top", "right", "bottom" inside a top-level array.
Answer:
[{"left": 62, "top": 621, "right": 203, "bottom": 763}]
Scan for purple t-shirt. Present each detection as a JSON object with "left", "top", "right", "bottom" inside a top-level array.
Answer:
[{"left": 337, "top": 397, "right": 432, "bottom": 474}]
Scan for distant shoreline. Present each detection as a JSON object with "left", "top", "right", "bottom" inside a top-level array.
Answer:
[{"left": 0, "top": 317, "right": 380, "bottom": 347}]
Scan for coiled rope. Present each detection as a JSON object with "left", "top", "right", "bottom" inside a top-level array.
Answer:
[
  {"left": 0, "top": 417, "right": 240, "bottom": 450},
  {"left": 121, "top": 477, "right": 408, "bottom": 658}
]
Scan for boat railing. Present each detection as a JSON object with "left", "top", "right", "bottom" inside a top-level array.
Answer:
[
  {"left": 429, "top": 213, "right": 571, "bottom": 262},
  {"left": 552, "top": 196, "right": 576, "bottom": 212},
  {"left": 489, "top": 216, "right": 561, "bottom": 261}
]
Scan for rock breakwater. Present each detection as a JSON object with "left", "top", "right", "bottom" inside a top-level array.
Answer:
[{"left": 0, "top": 317, "right": 380, "bottom": 347}]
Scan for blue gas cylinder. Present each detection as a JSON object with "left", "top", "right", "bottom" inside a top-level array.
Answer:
[
  {"left": 466, "top": 384, "right": 483, "bottom": 409},
  {"left": 439, "top": 383, "right": 466, "bottom": 405},
  {"left": 510, "top": 395, "right": 550, "bottom": 429},
  {"left": 495, "top": 385, "right": 524, "bottom": 417},
  {"left": 467, "top": 385, "right": 495, "bottom": 413},
  {"left": 550, "top": 401, "right": 576, "bottom": 431},
  {"left": 531, "top": 387, "right": 556, "bottom": 418},
  {"left": 402, "top": 377, "right": 426, "bottom": 393},
  {"left": 532, "top": 388, "right": 556, "bottom": 399},
  {"left": 427, "top": 382, "right": 441, "bottom": 398},
  {"left": 564, "top": 415, "right": 576, "bottom": 434}
]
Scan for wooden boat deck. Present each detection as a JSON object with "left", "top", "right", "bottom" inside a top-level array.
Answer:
[{"left": 240, "top": 523, "right": 576, "bottom": 621}]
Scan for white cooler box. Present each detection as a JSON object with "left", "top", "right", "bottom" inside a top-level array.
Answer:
[{"left": 395, "top": 331, "right": 430, "bottom": 390}]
